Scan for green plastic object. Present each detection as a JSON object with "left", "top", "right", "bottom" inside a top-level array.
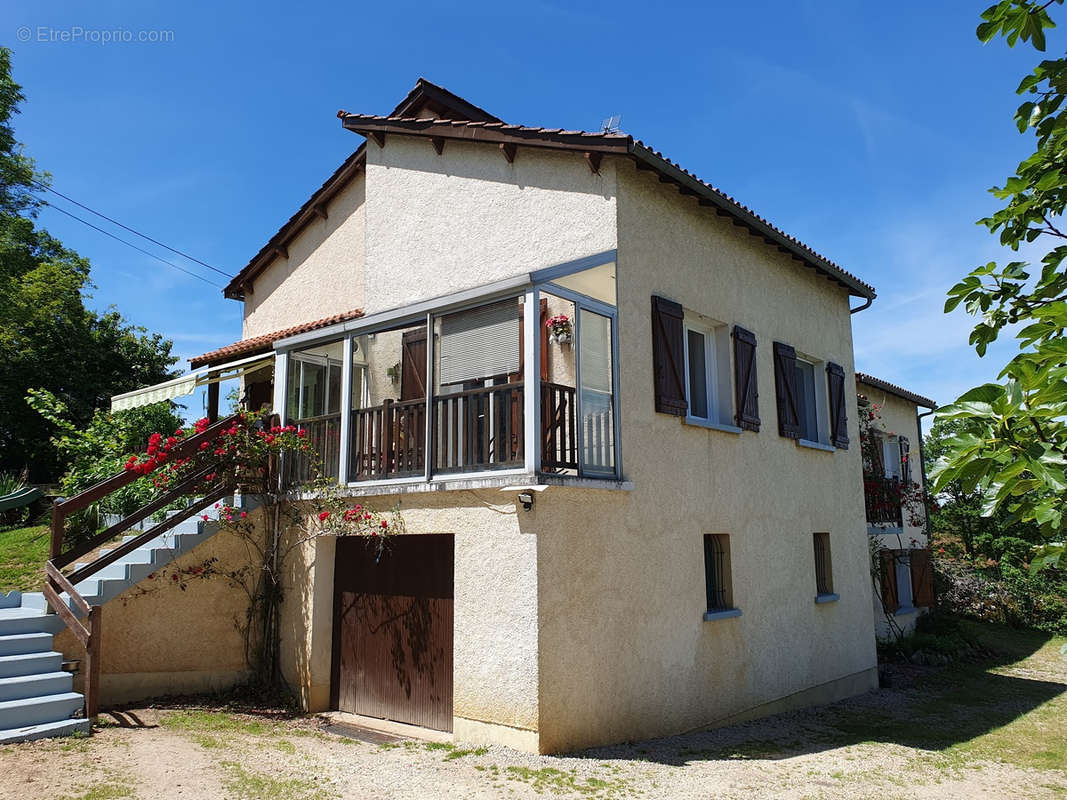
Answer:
[{"left": 0, "top": 486, "right": 43, "bottom": 513}]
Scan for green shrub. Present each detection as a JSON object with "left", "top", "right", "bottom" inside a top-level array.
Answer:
[
  {"left": 934, "top": 554, "right": 1067, "bottom": 636},
  {"left": 26, "top": 389, "right": 183, "bottom": 546}
]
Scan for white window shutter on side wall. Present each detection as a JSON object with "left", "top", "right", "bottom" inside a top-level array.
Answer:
[{"left": 438, "top": 299, "right": 520, "bottom": 385}]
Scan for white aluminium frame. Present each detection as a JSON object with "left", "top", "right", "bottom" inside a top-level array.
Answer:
[
  {"left": 272, "top": 249, "right": 622, "bottom": 486},
  {"left": 541, "top": 282, "right": 621, "bottom": 480},
  {"left": 682, "top": 320, "right": 717, "bottom": 426}
]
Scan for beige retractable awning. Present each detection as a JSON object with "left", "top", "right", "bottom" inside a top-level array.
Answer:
[{"left": 110, "top": 353, "right": 274, "bottom": 412}]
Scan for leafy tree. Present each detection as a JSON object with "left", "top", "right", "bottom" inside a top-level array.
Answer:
[
  {"left": 932, "top": 1, "right": 1067, "bottom": 571},
  {"left": 0, "top": 47, "right": 177, "bottom": 480},
  {"left": 26, "top": 388, "right": 183, "bottom": 529},
  {"left": 925, "top": 418, "right": 1042, "bottom": 563}
]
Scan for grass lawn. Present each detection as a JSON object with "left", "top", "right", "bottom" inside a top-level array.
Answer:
[
  {"left": 0, "top": 524, "right": 49, "bottom": 593},
  {"left": 0, "top": 618, "right": 1063, "bottom": 799}
]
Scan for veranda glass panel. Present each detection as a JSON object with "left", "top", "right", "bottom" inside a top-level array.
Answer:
[
  {"left": 348, "top": 321, "right": 428, "bottom": 481},
  {"left": 578, "top": 309, "right": 615, "bottom": 475},
  {"left": 286, "top": 340, "right": 344, "bottom": 483},
  {"left": 431, "top": 298, "right": 524, "bottom": 474}
]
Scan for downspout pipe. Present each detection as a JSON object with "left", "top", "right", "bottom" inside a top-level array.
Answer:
[{"left": 916, "top": 407, "right": 937, "bottom": 541}]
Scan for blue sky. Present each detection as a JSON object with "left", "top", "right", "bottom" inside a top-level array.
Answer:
[{"left": 5, "top": 0, "right": 1056, "bottom": 423}]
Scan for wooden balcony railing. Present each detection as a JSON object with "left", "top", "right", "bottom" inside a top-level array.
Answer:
[
  {"left": 864, "top": 475, "right": 903, "bottom": 527},
  {"left": 284, "top": 413, "right": 342, "bottom": 485},
  {"left": 344, "top": 381, "right": 587, "bottom": 481},
  {"left": 350, "top": 398, "right": 427, "bottom": 481},
  {"left": 541, "top": 381, "right": 577, "bottom": 471},
  {"left": 432, "top": 382, "right": 524, "bottom": 474}
]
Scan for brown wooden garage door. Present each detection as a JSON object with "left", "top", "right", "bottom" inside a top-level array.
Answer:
[{"left": 330, "top": 534, "right": 454, "bottom": 731}]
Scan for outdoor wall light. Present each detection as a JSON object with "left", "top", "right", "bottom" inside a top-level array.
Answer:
[{"left": 517, "top": 491, "right": 534, "bottom": 511}]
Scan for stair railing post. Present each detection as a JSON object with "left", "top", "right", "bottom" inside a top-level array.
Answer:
[
  {"left": 85, "top": 605, "right": 102, "bottom": 721},
  {"left": 50, "top": 499, "right": 66, "bottom": 560}
]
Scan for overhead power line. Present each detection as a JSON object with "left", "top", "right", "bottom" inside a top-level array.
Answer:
[
  {"left": 44, "top": 203, "right": 224, "bottom": 288},
  {"left": 32, "top": 180, "right": 234, "bottom": 279}
]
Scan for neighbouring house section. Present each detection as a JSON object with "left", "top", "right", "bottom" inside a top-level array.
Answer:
[{"left": 857, "top": 372, "right": 936, "bottom": 640}]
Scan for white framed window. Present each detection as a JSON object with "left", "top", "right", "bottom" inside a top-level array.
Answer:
[
  {"left": 794, "top": 354, "right": 829, "bottom": 444},
  {"left": 882, "top": 436, "right": 902, "bottom": 479},
  {"left": 683, "top": 313, "right": 732, "bottom": 428}
]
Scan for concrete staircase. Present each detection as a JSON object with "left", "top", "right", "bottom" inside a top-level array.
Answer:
[{"left": 0, "top": 495, "right": 247, "bottom": 744}]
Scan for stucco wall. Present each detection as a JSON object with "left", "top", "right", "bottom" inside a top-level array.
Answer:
[
  {"left": 278, "top": 492, "right": 541, "bottom": 735},
  {"left": 55, "top": 520, "right": 255, "bottom": 705},
  {"left": 242, "top": 171, "right": 366, "bottom": 338},
  {"left": 530, "top": 158, "right": 879, "bottom": 753},
  {"left": 363, "top": 136, "right": 617, "bottom": 314}
]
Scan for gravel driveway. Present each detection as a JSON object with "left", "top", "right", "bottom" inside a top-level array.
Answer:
[{"left": 1, "top": 624, "right": 1064, "bottom": 800}]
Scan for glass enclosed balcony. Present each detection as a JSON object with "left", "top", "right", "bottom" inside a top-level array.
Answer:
[{"left": 275, "top": 251, "right": 620, "bottom": 487}]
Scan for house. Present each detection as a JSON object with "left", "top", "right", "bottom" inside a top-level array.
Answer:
[
  {"left": 856, "top": 373, "right": 936, "bottom": 640},
  {"left": 3, "top": 79, "right": 885, "bottom": 751}
]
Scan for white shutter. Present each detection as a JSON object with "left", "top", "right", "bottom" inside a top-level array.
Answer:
[{"left": 438, "top": 299, "right": 520, "bottom": 385}]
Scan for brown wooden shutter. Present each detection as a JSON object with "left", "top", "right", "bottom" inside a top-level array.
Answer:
[
  {"left": 732, "top": 326, "right": 760, "bottom": 432},
  {"left": 516, "top": 298, "right": 549, "bottom": 382},
  {"left": 910, "top": 548, "right": 934, "bottom": 607},
  {"left": 826, "top": 362, "right": 849, "bottom": 449},
  {"left": 898, "top": 436, "right": 911, "bottom": 482},
  {"left": 400, "top": 329, "right": 427, "bottom": 401},
  {"left": 651, "top": 296, "right": 687, "bottom": 416},
  {"left": 772, "top": 341, "right": 801, "bottom": 438},
  {"left": 880, "top": 549, "right": 899, "bottom": 611}
]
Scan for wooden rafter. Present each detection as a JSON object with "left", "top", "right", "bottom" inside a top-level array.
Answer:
[
  {"left": 584, "top": 151, "right": 602, "bottom": 174},
  {"left": 431, "top": 136, "right": 445, "bottom": 155},
  {"left": 368, "top": 130, "right": 386, "bottom": 148},
  {"left": 499, "top": 142, "right": 517, "bottom": 164}
]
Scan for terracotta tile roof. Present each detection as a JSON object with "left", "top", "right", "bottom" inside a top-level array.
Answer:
[
  {"left": 338, "top": 114, "right": 876, "bottom": 299},
  {"left": 856, "top": 372, "right": 936, "bottom": 410},
  {"left": 189, "top": 309, "right": 364, "bottom": 368}
]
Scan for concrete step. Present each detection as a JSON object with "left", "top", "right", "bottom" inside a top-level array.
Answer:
[
  {"left": 0, "top": 716, "right": 90, "bottom": 744},
  {"left": 0, "top": 609, "right": 62, "bottom": 636},
  {"left": 0, "top": 633, "right": 54, "bottom": 657},
  {"left": 0, "top": 672, "right": 73, "bottom": 702},
  {"left": 0, "top": 691, "right": 83, "bottom": 729},
  {"left": 0, "top": 652, "right": 62, "bottom": 678}
]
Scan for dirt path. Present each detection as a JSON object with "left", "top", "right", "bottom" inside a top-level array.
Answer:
[{"left": 1, "top": 624, "right": 1064, "bottom": 800}]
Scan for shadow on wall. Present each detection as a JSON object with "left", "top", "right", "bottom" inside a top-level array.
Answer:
[{"left": 559, "top": 622, "right": 1064, "bottom": 764}]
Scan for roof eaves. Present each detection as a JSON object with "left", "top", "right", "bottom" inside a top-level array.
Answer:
[
  {"left": 336, "top": 115, "right": 876, "bottom": 301},
  {"left": 223, "top": 145, "right": 367, "bottom": 300},
  {"left": 627, "top": 141, "right": 875, "bottom": 300},
  {"left": 190, "top": 309, "right": 365, "bottom": 368},
  {"left": 856, "top": 372, "right": 936, "bottom": 410}
]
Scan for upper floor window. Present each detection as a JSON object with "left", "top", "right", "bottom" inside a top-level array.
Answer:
[
  {"left": 683, "top": 315, "right": 729, "bottom": 426},
  {"left": 772, "top": 343, "right": 847, "bottom": 448},
  {"left": 794, "top": 356, "right": 821, "bottom": 442}
]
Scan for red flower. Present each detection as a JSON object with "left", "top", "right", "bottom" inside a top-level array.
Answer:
[
  {"left": 202, "top": 515, "right": 209, "bottom": 521},
  {"left": 318, "top": 511, "right": 331, "bottom": 521},
  {"left": 380, "top": 520, "right": 388, "bottom": 529},
  {"left": 240, "top": 511, "right": 248, "bottom": 519}
]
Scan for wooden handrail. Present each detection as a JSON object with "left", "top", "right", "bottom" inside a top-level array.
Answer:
[
  {"left": 53, "top": 465, "right": 216, "bottom": 570},
  {"left": 65, "top": 484, "right": 232, "bottom": 585},
  {"left": 42, "top": 411, "right": 241, "bottom": 723},
  {"left": 43, "top": 562, "right": 100, "bottom": 720},
  {"left": 50, "top": 413, "right": 239, "bottom": 558}
]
